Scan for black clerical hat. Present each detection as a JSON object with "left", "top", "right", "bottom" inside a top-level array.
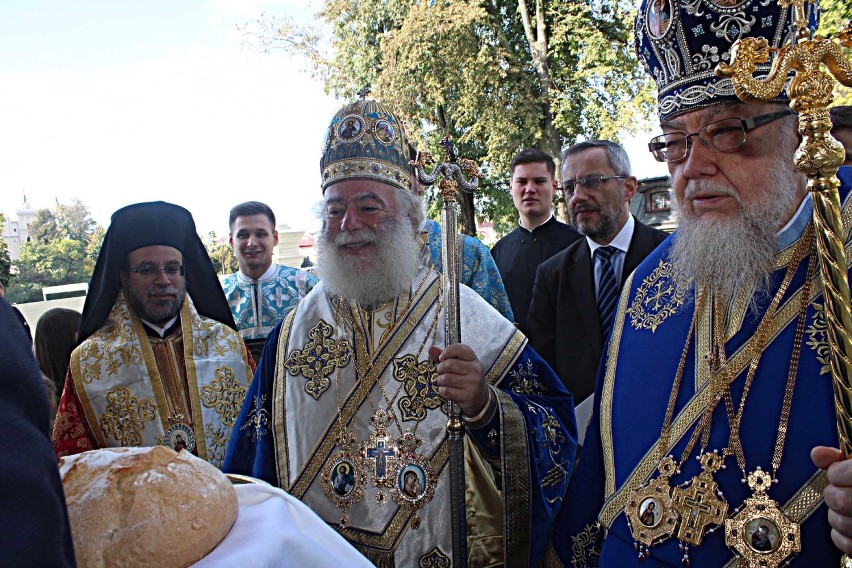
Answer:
[{"left": 78, "top": 201, "right": 235, "bottom": 343}]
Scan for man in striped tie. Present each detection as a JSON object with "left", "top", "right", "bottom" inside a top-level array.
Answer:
[{"left": 527, "top": 140, "right": 667, "bottom": 423}]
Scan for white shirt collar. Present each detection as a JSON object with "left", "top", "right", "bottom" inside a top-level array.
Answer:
[
  {"left": 518, "top": 213, "right": 553, "bottom": 232},
  {"left": 237, "top": 263, "right": 278, "bottom": 283},
  {"left": 140, "top": 315, "right": 179, "bottom": 338},
  {"left": 586, "top": 214, "right": 635, "bottom": 257}
]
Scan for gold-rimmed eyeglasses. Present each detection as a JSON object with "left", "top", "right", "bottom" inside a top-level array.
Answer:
[{"left": 648, "top": 109, "right": 795, "bottom": 163}]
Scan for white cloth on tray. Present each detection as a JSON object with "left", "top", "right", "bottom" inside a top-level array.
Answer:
[{"left": 194, "top": 483, "right": 373, "bottom": 567}]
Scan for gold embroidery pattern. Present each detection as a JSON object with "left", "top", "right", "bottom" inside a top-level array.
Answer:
[
  {"left": 205, "top": 423, "right": 227, "bottom": 468},
  {"left": 805, "top": 301, "right": 831, "bottom": 375},
  {"left": 542, "top": 413, "right": 566, "bottom": 449},
  {"left": 240, "top": 394, "right": 270, "bottom": 442},
  {"left": 284, "top": 319, "right": 352, "bottom": 400},
  {"left": 570, "top": 523, "right": 602, "bottom": 568},
  {"left": 487, "top": 330, "right": 527, "bottom": 388},
  {"left": 393, "top": 354, "right": 446, "bottom": 422},
  {"left": 200, "top": 365, "right": 248, "bottom": 426},
  {"left": 627, "top": 260, "right": 687, "bottom": 332},
  {"left": 99, "top": 386, "right": 156, "bottom": 446},
  {"left": 79, "top": 309, "right": 143, "bottom": 382},
  {"left": 52, "top": 404, "right": 93, "bottom": 450},
  {"left": 192, "top": 310, "right": 243, "bottom": 358},
  {"left": 499, "top": 388, "right": 533, "bottom": 567},
  {"left": 419, "top": 547, "right": 450, "bottom": 568},
  {"left": 509, "top": 359, "right": 543, "bottom": 395},
  {"left": 601, "top": 272, "right": 635, "bottom": 498},
  {"left": 375, "top": 303, "right": 397, "bottom": 346},
  {"left": 783, "top": 470, "right": 828, "bottom": 523},
  {"left": 542, "top": 464, "right": 567, "bottom": 490},
  {"left": 531, "top": 404, "right": 571, "bottom": 497}
]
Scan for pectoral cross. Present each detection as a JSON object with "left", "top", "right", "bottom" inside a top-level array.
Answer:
[
  {"left": 366, "top": 436, "right": 396, "bottom": 481},
  {"left": 671, "top": 454, "right": 728, "bottom": 546}
]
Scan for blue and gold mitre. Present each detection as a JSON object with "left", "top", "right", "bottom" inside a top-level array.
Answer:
[
  {"left": 634, "top": 0, "right": 819, "bottom": 121},
  {"left": 320, "top": 98, "right": 411, "bottom": 193}
]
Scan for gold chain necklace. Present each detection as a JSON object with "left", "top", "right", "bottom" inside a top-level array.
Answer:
[
  {"left": 626, "top": 227, "right": 814, "bottom": 564},
  {"left": 359, "top": 290, "right": 442, "bottom": 520},
  {"left": 321, "top": 296, "right": 367, "bottom": 528},
  {"left": 154, "top": 335, "right": 197, "bottom": 454},
  {"left": 626, "top": 290, "right": 704, "bottom": 561},
  {"left": 722, "top": 230, "right": 816, "bottom": 568},
  {"left": 324, "top": 277, "right": 442, "bottom": 530}
]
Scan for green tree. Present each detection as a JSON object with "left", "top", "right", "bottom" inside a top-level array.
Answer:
[
  {"left": 819, "top": 0, "right": 852, "bottom": 106},
  {"left": 56, "top": 199, "right": 97, "bottom": 243},
  {"left": 7, "top": 199, "right": 102, "bottom": 304},
  {"left": 85, "top": 225, "right": 106, "bottom": 276},
  {"left": 205, "top": 231, "right": 239, "bottom": 276},
  {"left": 27, "top": 209, "right": 61, "bottom": 245},
  {"left": 9, "top": 239, "right": 90, "bottom": 303},
  {"left": 242, "top": 0, "right": 653, "bottom": 236},
  {"left": 28, "top": 199, "right": 97, "bottom": 244},
  {"left": 0, "top": 213, "right": 11, "bottom": 288}
]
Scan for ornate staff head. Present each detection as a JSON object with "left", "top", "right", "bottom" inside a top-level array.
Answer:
[
  {"left": 711, "top": 0, "right": 852, "bottom": 468},
  {"left": 408, "top": 136, "right": 480, "bottom": 204}
]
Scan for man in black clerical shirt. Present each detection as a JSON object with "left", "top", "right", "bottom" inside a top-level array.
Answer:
[{"left": 491, "top": 148, "right": 581, "bottom": 331}]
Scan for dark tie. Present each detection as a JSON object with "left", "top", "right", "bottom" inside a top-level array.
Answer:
[{"left": 595, "top": 246, "right": 619, "bottom": 339}]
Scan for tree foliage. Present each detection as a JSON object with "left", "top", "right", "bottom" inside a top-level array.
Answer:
[
  {"left": 6, "top": 200, "right": 103, "bottom": 304},
  {"left": 243, "top": 0, "right": 653, "bottom": 235},
  {"left": 819, "top": 0, "right": 852, "bottom": 106},
  {"left": 205, "top": 231, "right": 239, "bottom": 277},
  {"left": 0, "top": 213, "right": 11, "bottom": 288}
]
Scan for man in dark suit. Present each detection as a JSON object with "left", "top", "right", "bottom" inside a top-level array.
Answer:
[{"left": 526, "top": 140, "right": 667, "bottom": 430}]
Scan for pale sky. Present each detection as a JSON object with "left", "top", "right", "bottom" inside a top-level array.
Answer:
[
  {"left": 0, "top": 0, "right": 667, "bottom": 238},
  {"left": 0, "top": 0, "right": 339, "bottom": 238}
]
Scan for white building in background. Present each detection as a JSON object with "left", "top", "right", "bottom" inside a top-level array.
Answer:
[
  {"left": 1, "top": 195, "right": 38, "bottom": 260},
  {"left": 275, "top": 225, "right": 306, "bottom": 269}
]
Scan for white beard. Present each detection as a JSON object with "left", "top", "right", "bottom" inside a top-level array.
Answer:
[
  {"left": 669, "top": 159, "right": 802, "bottom": 307},
  {"left": 316, "top": 216, "right": 422, "bottom": 306}
]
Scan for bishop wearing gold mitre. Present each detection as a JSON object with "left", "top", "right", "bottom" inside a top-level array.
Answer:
[{"left": 224, "top": 98, "right": 578, "bottom": 566}]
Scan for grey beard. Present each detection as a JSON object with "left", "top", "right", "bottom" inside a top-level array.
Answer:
[
  {"left": 669, "top": 164, "right": 801, "bottom": 308},
  {"left": 316, "top": 216, "right": 422, "bottom": 306},
  {"left": 570, "top": 201, "right": 621, "bottom": 241}
]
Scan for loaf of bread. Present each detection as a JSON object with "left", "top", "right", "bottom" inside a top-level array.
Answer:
[{"left": 59, "top": 446, "right": 238, "bottom": 568}]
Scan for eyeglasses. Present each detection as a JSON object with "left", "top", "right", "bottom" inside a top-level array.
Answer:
[
  {"left": 648, "top": 110, "right": 795, "bottom": 163},
  {"left": 561, "top": 175, "right": 627, "bottom": 195},
  {"left": 130, "top": 265, "right": 185, "bottom": 279}
]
